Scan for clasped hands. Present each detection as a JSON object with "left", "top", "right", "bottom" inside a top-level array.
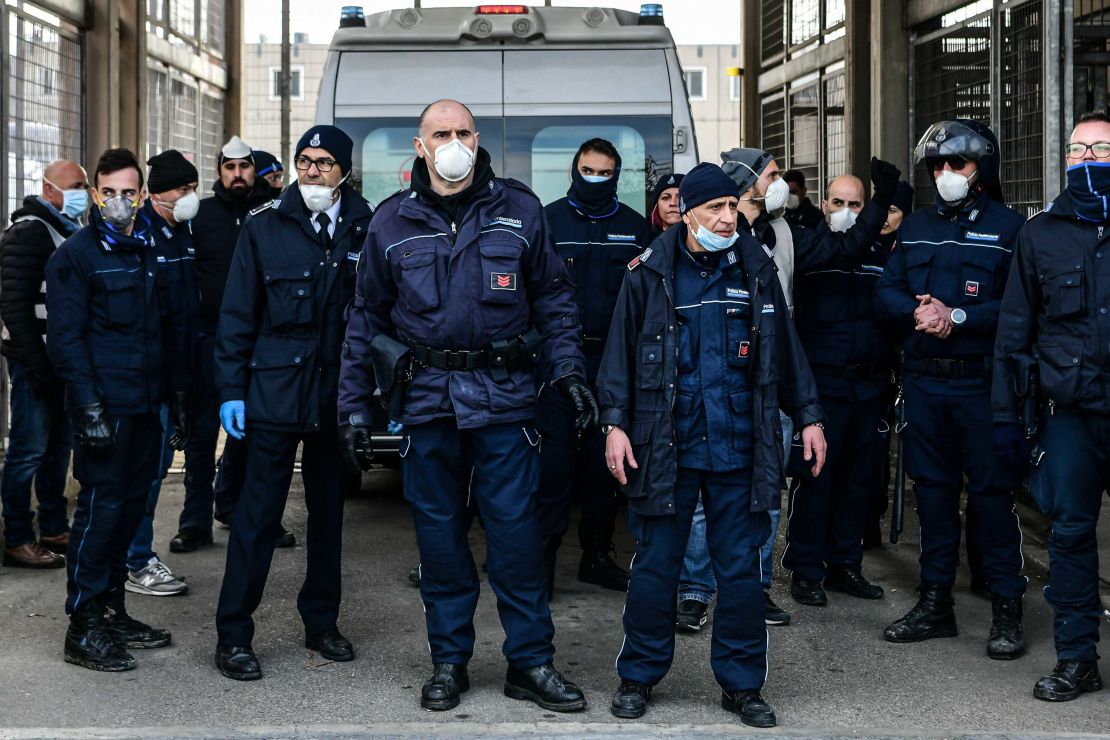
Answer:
[{"left": 913, "top": 294, "right": 954, "bottom": 339}]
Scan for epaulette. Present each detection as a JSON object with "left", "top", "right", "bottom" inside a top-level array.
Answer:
[
  {"left": 249, "top": 199, "right": 278, "bottom": 217},
  {"left": 627, "top": 246, "right": 652, "bottom": 271}
]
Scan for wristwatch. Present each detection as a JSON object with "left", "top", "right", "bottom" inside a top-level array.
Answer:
[
  {"left": 602, "top": 425, "right": 615, "bottom": 435},
  {"left": 950, "top": 307, "right": 967, "bottom": 326}
]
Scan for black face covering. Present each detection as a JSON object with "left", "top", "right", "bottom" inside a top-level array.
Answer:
[{"left": 566, "top": 151, "right": 621, "bottom": 219}]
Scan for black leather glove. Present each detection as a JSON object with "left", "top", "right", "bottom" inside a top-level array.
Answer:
[
  {"left": 73, "top": 402, "right": 115, "bottom": 455},
  {"left": 168, "top": 391, "right": 190, "bottom": 451},
  {"left": 553, "top": 375, "right": 600, "bottom": 434},
  {"left": 340, "top": 413, "right": 375, "bottom": 474},
  {"left": 870, "top": 156, "right": 902, "bottom": 208}
]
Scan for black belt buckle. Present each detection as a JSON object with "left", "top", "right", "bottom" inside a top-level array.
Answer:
[
  {"left": 443, "top": 350, "right": 468, "bottom": 371},
  {"left": 934, "top": 359, "right": 955, "bottom": 377}
]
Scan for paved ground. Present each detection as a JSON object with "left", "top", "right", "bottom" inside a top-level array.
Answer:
[{"left": 0, "top": 468, "right": 1108, "bottom": 738}]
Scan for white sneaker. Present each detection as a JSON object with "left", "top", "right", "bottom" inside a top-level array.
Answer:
[{"left": 125, "top": 557, "right": 188, "bottom": 597}]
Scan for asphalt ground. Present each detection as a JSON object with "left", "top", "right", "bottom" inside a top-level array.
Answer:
[{"left": 0, "top": 467, "right": 1108, "bottom": 738}]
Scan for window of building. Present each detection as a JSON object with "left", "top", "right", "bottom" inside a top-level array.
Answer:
[
  {"left": 684, "top": 67, "right": 707, "bottom": 101},
  {"left": 791, "top": 0, "right": 821, "bottom": 46},
  {"left": 823, "top": 72, "right": 846, "bottom": 181},
  {"left": 761, "top": 0, "right": 786, "bottom": 61},
  {"left": 789, "top": 83, "right": 820, "bottom": 188},
  {"left": 730, "top": 75, "right": 741, "bottom": 102},
  {"left": 270, "top": 67, "right": 304, "bottom": 101},
  {"left": 761, "top": 93, "right": 787, "bottom": 163},
  {"left": 825, "top": 0, "right": 846, "bottom": 28}
]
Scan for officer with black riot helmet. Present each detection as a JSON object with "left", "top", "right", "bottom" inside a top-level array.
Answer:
[
  {"left": 212, "top": 125, "right": 374, "bottom": 681},
  {"left": 339, "top": 99, "right": 595, "bottom": 713},
  {"left": 994, "top": 110, "right": 1110, "bottom": 702},
  {"left": 876, "top": 119, "right": 1027, "bottom": 658}
]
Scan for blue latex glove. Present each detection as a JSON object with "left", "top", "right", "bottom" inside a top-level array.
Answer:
[
  {"left": 220, "top": 400, "right": 246, "bottom": 440},
  {"left": 387, "top": 420, "right": 404, "bottom": 435}
]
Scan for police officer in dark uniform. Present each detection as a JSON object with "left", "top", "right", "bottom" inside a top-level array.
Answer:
[
  {"left": 339, "top": 99, "right": 594, "bottom": 713},
  {"left": 598, "top": 164, "right": 826, "bottom": 727},
  {"left": 876, "top": 119, "right": 1027, "bottom": 658},
  {"left": 47, "top": 148, "right": 191, "bottom": 671},
  {"left": 536, "top": 138, "right": 652, "bottom": 595},
  {"left": 995, "top": 110, "right": 1110, "bottom": 701},
  {"left": 213, "top": 125, "right": 374, "bottom": 681},
  {"left": 781, "top": 175, "right": 909, "bottom": 607}
]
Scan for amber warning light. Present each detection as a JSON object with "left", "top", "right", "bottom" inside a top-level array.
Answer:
[{"left": 476, "top": 5, "right": 529, "bottom": 14}]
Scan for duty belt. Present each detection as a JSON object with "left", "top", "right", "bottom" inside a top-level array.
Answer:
[
  {"left": 810, "top": 362, "right": 886, "bottom": 380},
  {"left": 902, "top": 357, "right": 991, "bottom": 379},
  {"left": 409, "top": 329, "right": 541, "bottom": 375}
]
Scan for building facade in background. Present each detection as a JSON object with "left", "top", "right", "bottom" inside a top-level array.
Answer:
[
  {"left": 740, "top": 0, "right": 1082, "bottom": 217},
  {"left": 676, "top": 44, "right": 743, "bottom": 162}
]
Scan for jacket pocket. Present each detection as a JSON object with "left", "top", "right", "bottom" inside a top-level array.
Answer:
[
  {"left": 99, "top": 272, "right": 142, "bottom": 327},
  {"left": 621, "top": 418, "right": 654, "bottom": 500},
  {"left": 246, "top": 339, "right": 310, "bottom": 425},
  {"left": 904, "top": 249, "right": 934, "bottom": 296},
  {"left": 263, "top": 264, "right": 314, "bottom": 330},
  {"left": 636, "top": 337, "right": 664, "bottom": 389},
  {"left": 960, "top": 251, "right": 999, "bottom": 304},
  {"left": 396, "top": 247, "right": 440, "bottom": 314},
  {"left": 1040, "top": 261, "right": 1086, "bottom": 320},
  {"left": 1036, "top": 341, "right": 1083, "bottom": 405},
  {"left": 92, "top": 351, "right": 145, "bottom": 407},
  {"left": 725, "top": 312, "right": 752, "bottom": 369},
  {"left": 480, "top": 242, "right": 524, "bottom": 306},
  {"left": 728, "top": 389, "right": 754, "bottom": 450}
]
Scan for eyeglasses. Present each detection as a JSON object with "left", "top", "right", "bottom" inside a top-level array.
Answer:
[
  {"left": 929, "top": 156, "right": 969, "bottom": 171},
  {"left": 1066, "top": 142, "right": 1110, "bottom": 159},
  {"left": 294, "top": 156, "right": 338, "bottom": 172}
]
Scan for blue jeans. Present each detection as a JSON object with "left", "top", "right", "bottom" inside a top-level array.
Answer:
[
  {"left": 0, "top": 361, "right": 71, "bottom": 547},
  {"left": 680, "top": 412, "right": 791, "bottom": 596},
  {"left": 125, "top": 405, "right": 174, "bottom": 572}
]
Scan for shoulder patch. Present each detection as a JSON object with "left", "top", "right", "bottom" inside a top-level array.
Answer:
[
  {"left": 249, "top": 199, "right": 277, "bottom": 217},
  {"left": 627, "top": 246, "right": 652, "bottom": 271}
]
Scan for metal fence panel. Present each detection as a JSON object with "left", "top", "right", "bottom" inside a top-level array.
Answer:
[
  {"left": 762, "top": 0, "right": 786, "bottom": 62},
  {"left": 200, "top": 88, "right": 224, "bottom": 191},
  {"left": 170, "top": 76, "right": 199, "bottom": 163},
  {"left": 824, "top": 72, "right": 846, "bottom": 180},
  {"left": 147, "top": 65, "right": 169, "bottom": 163},
  {"left": 999, "top": 1, "right": 1045, "bottom": 217},
  {"left": 789, "top": 83, "right": 821, "bottom": 189},
  {"left": 761, "top": 92, "right": 787, "bottom": 164}
]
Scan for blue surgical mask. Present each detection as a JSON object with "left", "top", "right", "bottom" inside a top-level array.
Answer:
[
  {"left": 581, "top": 174, "right": 610, "bottom": 183},
  {"left": 690, "top": 214, "right": 739, "bottom": 252},
  {"left": 46, "top": 178, "right": 90, "bottom": 220}
]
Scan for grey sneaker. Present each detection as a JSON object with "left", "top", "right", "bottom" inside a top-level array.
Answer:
[{"left": 125, "top": 558, "right": 188, "bottom": 597}]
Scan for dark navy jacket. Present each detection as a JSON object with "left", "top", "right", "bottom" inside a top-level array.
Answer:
[
  {"left": 794, "top": 225, "right": 897, "bottom": 400},
  {"left": 876, "top": 192, "right": 1025, "bottom": 394},
  {"left": 142, "top": 201, "right": 198, "bottom": 360},
  {"left": 215, "top": 183, "right": 374, "bottom": 432},
  {"left": 994, "top": 191, "right": 1110, "bottom": 419},
  {"left": 45, "top": 208, "right": 190, "bottom": 416},
  {"left": 543, "top": 197, "right": 651, "bottom": 382},
  {"left": 596, "top": 225, "right": 823, "bottom": 515},
  {"left": 339, "top": 178, "right": 585, "bottom": 430}
]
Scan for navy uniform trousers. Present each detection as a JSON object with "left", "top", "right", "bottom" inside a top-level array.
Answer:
[
  {"left": 618, "top": 467, "right": 770, "bottom": 692},
  {"left": 215, "top": 427, "right": 344, "bottom": 646},
  {"left": 784, "top": 393, "right": 883, "bottom": 581},
  {"left": 66, "top": 414, "right": 163, "bottom": 614},
  {"left": 903, "top": 375, "right": 1025, "bottom": 599},
  {"left": 534, "top": 386, "right": 618, "bottom": 548},
  {"left": 402, "top": 417, "right": 555, "bottom": 669},
  {"left": 1036, "top": 407, "right": 1109, "bottom": 662}
]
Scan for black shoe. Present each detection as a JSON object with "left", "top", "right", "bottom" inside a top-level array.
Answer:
[
  {"left": 305, "top": 628, "right": 355, "bottom": 662},
  {"left": 169, "top": 527, "right": 213, "bottom": 554},
  {"left": 676, "top": 599, "right": 709, "bottom": 633},
  {"left": 64, "top": 608, "right": 135, "bottom": 672},
  {"left": 504, "top": 662, "right": 587, "bottom": 712},
  {"left": 790, "top": 578, "right": 828, "bottom": 607},
  {"left": 884, "top": 584, "right": 958, "bottom": 643},
  {"left": 214, "top": 510, "right": 234, "bottom": 527},
  {"left": 104, "top": 607, "right": 172, "bottom": 649},
  {"left": 1034, "top": 661, "right": 1103, "bottom": 702},
  {"left": 577, "top": 549, "right": 628, "bottom": 592},
  {"left": 763, "top": 591, "right": 791, "bottom": 626},
  {"left": 543, "top": 537, "right": 560, "bottom": 601},
  {"left": 721, "top": 689, "right": 777, "bottom": 728},
  {"left": 408, "top": 563, "right": 422, "bottom": 586},
  {"left": 825, "top": 566, "right": 884, "bottom": 600},
  {"left": 421, "top": 663, "right": 470, "bottom": 711},
  {"left": 610, "top": 679, "right": 652, "bottom": 718},
  {"left": 216, "top": 644, "right": 262, "bottom": 681},
  {"left": 987, "top": 596, "right": 1025, "bottom": 660},
  {"left": 275, "top": 525, "right": 296, "bottom": 548}
]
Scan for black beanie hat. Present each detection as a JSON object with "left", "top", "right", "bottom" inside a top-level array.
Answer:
[
  {"left": 253, "top": 150, "right": 283, "bottom": 177},
  {"left": 295, "top": 125, "right": 353, "bottom": 176},
  {"left": 892, "top": 181, "right": 915, "bottom": 215},
  {"left": 147, "top": 150, "right": 199, "bottom": 194},
  {"left": 679, "top": 163, "right": 739, "bottom": 214},
  {"left": 651, "top": 173, "right": 684, "bottom": 207}
]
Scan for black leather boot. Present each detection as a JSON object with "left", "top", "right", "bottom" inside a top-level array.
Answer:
[
  {"left": 421, "top": 663, "right": 470, "bottom": 711},
  {"left": 790, "top": 577, "right": 828, "bottom": 606},
  {"left": 610, "top": 679, "right": 652, "bottom": 718},
  {"left": 578, "top": 517, "right": 628, "bottom": 591},
  {"left": 504, "top": 662, "right": 587, "bottom": 712},
  {"left": 1034, "top": 661, "right": 1103, "bottom": 702},
  {"left": 104, "top": 589, "right": 171, "bottom": 649},
  {"left": 65, "top": 602, "right": 135, "bottom": 672},
  {"left": 883, "top": 584, "right": 957, "bottom": 643},
  {"left": 721, "top": 689, "right": 777, "bottom": 727},
  {"left": 825, "top": 566, "right": 884, "bottom": 600},
  {"left": 215, "top": 644, "right": 262, "bottom": 681},
  {"left": 986, "top": 596, "right": 1024, "bottom": 660}
]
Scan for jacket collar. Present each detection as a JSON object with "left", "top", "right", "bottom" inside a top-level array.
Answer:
[
  {"left": 640, "top": 224, "right": 768, "bottom": 279},
  {"left": 90, "top": 206, "right": 152, "bottom": 253},
  {"left": 397, "top": 177, "right": 502, "bottom": 227},
  {"left": 11, "top": 195, "right": 78, "bottom": 235},
  {"left": 274, "top": 181, "right": 373, "bottom": 245}
]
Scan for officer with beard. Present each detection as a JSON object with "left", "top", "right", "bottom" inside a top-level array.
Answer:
[{"left": 536, "top": 138, "right": 652, "bottom": 597}]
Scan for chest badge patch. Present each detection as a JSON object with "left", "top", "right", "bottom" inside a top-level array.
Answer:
[
  {"left": 738, "top": 341, "right": 751, "bottom": 358},
  {"left": 965, "top": 280, "right": 980, "bottom": 297},
  {"left": 725, "top": 286, "right": 749, "bottom": 298},
  {"left": 491, "top": 272, "right": 517, "bottom": 291}
]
